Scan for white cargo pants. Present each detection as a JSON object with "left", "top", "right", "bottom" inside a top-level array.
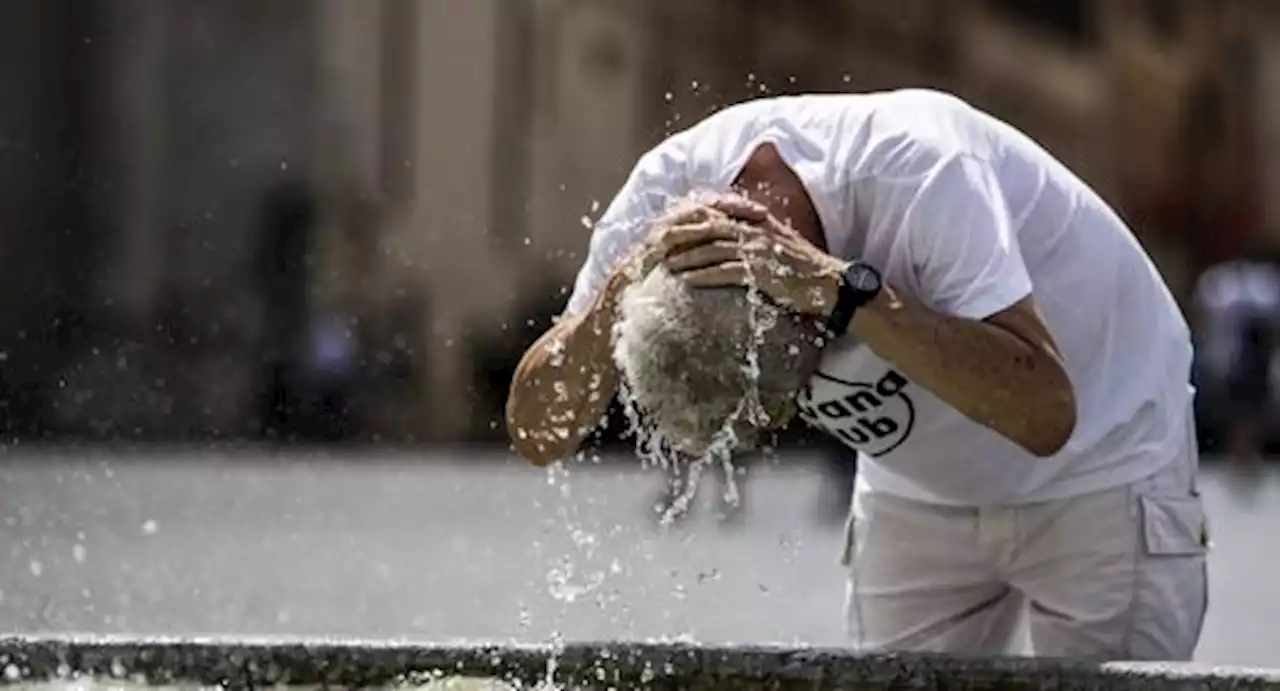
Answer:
[{"left": 843, "top": 445, "right": 1209, "bottom": 660}]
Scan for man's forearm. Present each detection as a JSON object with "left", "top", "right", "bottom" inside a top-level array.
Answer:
[
  {"left": 850, "top": 286, "right": 1077, "bottom": 457},
  {"left": 506, "top": 275, "right": 625, "bottom": 465}
]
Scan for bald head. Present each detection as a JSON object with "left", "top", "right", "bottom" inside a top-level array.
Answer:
[{"left": 612, "top": 264, "right": 826, "bottom": 457}]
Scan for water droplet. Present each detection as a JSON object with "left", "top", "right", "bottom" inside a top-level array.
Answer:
[
  {"left": 72, "top": 544, "right": 87, "bottom": 564},
  {"left": 547, "top": 339, "right": 567, "bottom": 368},
  {"left": 28, "top": 560, "right": 42, "bottom": 577},
  {"left": 141, "top": 520, "right": 158, "bottom": 535}
]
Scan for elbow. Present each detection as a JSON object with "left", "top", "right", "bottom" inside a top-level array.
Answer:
[
  {"left": 506, "top": 415, "right": 564, "bottom": 467},
  {"left": 505, "top": 397, "right": 555, "bottom": 467},
  {"left": 504, "top": 385, "right": 576, "bottom": 467},
  {"left": 510, "top": 435, "right": 564, "bottom": 467},
  {"left": 1020, "top": 379, "right": 1077, "bottom": 458}
]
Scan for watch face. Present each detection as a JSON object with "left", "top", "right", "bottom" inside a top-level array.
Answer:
[{"left": 846, "top": 263, "right": 881, "bottom": 293}]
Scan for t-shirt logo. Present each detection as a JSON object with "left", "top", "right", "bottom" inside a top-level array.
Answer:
[{"left": 796, "top": 369, "right": 916, "bottom": 457}]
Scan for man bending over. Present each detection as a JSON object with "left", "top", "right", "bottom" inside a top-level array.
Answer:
[{"left": 506, "top": 89, "right": 1206, "bottom": 660}]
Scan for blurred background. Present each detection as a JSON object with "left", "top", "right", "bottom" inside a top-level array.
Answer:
[
  {"left": 2, "top": 0, "right": 1280, "bottom": 668},
  {"left": 4, "top": 0, "right": 1279, "bottom": 450}
]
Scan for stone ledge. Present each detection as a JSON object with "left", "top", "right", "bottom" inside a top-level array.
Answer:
[{"left": 0, "top": 635, "right": 1277, "bottom": 690}]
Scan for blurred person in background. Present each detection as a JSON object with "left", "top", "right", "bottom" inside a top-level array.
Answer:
[
  {"left": 507, "top": 88, "right": 1205, "bottom": 660},
  {"left": 1191, "top": 255, "right": 1280, "bottom": 464},
  {"left": 253, "top": 181, "right": 336, "bottom": 442}
]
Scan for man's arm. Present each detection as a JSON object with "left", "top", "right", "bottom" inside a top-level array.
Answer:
[
  {"left": 851, "top": 289, "right": 1075, "bottom": 457},
  {"left": 848, "top": 154, "right": 1075, "bottom": 456},
  {"left": 505, "top": 269, "right": 627, "bottom": 466},
  {"left": 505, "top": 146, "right": 678, "bottom": 465}
]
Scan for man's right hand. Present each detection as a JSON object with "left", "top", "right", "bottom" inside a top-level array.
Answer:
[{"left": 615, "top": 195, "right": 772, "bottom": 290}]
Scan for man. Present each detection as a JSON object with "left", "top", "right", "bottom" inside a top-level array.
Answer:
[{"left": 506, "top": 89, "right": 1207, "bottom": 660}]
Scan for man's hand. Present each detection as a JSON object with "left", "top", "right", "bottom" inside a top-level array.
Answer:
[
  {"left": 608, "top": 196, "right": 768, "bottom": 292},
  {"left": 657, "top": 196, "right": 846, "bottom": 317}
]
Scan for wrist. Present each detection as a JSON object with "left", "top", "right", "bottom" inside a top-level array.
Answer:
[
  {"left": 813, "top": 265, "right": 844, "bottom": 318},
  {"left": 820, "top": 259, "right": 882, "bottom": 337},
  {"left": 848, "top": 284, "right": 897, "bottom": 336}
]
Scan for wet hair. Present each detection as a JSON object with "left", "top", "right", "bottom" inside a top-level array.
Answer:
[{"left": 612, "top": 265, "right": 826, "bottom": 457}]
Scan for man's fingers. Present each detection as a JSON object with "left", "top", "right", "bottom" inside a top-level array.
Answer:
[
  {"left": 658, "top": 202, "right": 722, "bottom": 228},
  {"left": 679, "top": 261, "right": 751, "bottom": 289},
  {"left": 659, "top": 220, "right": 746, "bottom": 253},
  {"left": 657, "top": 195, "right": 766, "bottom": 226},
  {"left": 664, "top": 240, "right": 752, "bottom": 274},
  {"left": 708, "top": 196, "right": 769, "bottom": 223},
  {"left": 664, "top": 207, "right": 710, "bottom": 226}
]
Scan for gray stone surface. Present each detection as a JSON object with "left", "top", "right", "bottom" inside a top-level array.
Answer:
[
  {"left": 1, "top": 635, "right": 1279, "bottom": 690},
  {"left": 0, "top": 449, "right": 1276, "bottom": 672}
]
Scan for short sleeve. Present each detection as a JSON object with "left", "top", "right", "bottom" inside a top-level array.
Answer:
[
  {"left": 891, "top": 154, "right": 1033, "bottom": 320},
  {"left": 564, "top": 149, "right": 688, "bottom": 316}
]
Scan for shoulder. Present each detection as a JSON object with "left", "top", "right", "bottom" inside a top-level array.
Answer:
[
  {"left": 607, "top": 134, "right": 694, "bottom": 222},
  {"left": 855, "top": 90, "right": 1001, "bottom": 179}
]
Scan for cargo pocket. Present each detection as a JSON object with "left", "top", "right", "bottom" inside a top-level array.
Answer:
[
  {"left": 1128, "top": 493, "right": 1209, "bottom": 661},
  {"left": 1140, "top": 494, "right": 1209, "bottom": 557}
]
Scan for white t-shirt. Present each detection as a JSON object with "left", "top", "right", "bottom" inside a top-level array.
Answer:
[{"left": 567, "top": 89, "right": 1194, "bottom": 506}]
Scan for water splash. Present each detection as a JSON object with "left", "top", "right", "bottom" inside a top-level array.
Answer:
[
  {"left": 537, "top": 453, "right": 632, "bottom": 664},
  {"left": 613, "top": 197, "right": 787, "bottom": 525}
]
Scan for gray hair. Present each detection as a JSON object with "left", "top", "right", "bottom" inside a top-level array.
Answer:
[{"left": 612, "top": 265, "right": 826, "bottom": 458}]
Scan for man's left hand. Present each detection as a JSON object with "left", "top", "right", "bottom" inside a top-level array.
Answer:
[{"left": 659, "top": 200, "right": 846, "bottom": 318}]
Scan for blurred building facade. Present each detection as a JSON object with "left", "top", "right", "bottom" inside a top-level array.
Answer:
[{"left": 0, "top": 0, "right": 1276, "bottom": 445}]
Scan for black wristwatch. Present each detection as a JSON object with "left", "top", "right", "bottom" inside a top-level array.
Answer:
[{"left": 823, "top": 260, "right": 882, "bottom": 338}]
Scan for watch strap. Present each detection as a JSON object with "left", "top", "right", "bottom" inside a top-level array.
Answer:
[
  {"left": 823, "top": 260, "right": 878, "bottom": 339},
  {"left": 824, "top": 271, "right": 860, "bottom": 339}
]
